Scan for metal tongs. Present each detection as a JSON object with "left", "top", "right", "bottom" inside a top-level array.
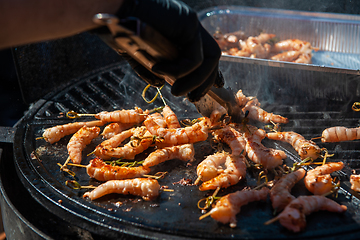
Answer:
[{"left": 93, "top": 13, "right": 243, "bottom": 122}]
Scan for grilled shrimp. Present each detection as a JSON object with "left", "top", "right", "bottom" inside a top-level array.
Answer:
[
  {"left": 101, "top": 127, "right": 153, "bottom": 160},
  {"left": 270, "top": 50, "right": 302, "bottom": 62},
  {"left": 199, "top": 154, "right": 247, "bottom": 191},
  {"left": 266, "top": 131, "right": 321, "bottom": 160},
  {"left": 242, "top": 99, "right": 289, "bottom": 124},
  {"left": 294, "top": 52, "right": 312, "bottom": 64},
  {"left": 210, "top": 104, "right": 227, "bottom": 126},
  {"left": 243, "top": 33, "right": 276, "bottom": 59},
  {"left": 86, "top": 157, "right": 150, "bottom": 181},
  {"left": 235, "top": 90, "right": 255, "bottom": 107},
  {"left": 83, "top": 178, "right": 160, "bottom": 201},
  {"left": 270, "top": 168, "right": 306, "bottom": 212},
  {"left": 150, "top": 112, "right": 168, "bottom": 128},
  {"left": 142, "top": 144, "right": 195, "bottom": 168},
  {"left": 272, "top": 39, "right": 312, "bottom": 53},
  {"left": 276, "top": 195, "right": 347, "bottom": 232},
  {"left": 207, "top": 187, "right": 269, "bottom": 228},
  {"left": 350, "top": 174, "right": 360, "bottom": 192},
  {"left": 304, "top": 162, "right": 344, "bottom": 195},
  {"left": 144, "top": 116, "right": 210, "bottom": 146},
  {"left": 95, "top": 107, "right": 146, "bottom": 124},
  {"left": 101, "top": 122, "right": 135, "bottom": 139},
  {"left": 212, "top": 126, "right": 246, "bottom": 156},
  {"left": 162, "top": 105, "right": 181, "bottom": 129},
  {"left": 243, "top": 127, "right": 286, "bottom": 169},
  {"left": 67, "top": 126, "right": 100, "bottom": 164},
  {"left": 196, "top": 152, "right": 228, "bottom": 182},
  {"left": 320, "top": 126, "right": 360, "bottom": 143},
  {"left": 94, "top": 128, "right": 134, "bottom": 160},
  {"left": 42, "top": 120, "right": 105, "bottom": 144},
  {"left": 244, "top": 138, "right": 286, "bottom": 169}
]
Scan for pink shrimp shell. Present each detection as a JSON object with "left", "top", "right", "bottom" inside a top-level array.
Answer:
[
  {"left": 277, "top": 195, "right": 347, "bottom": 232},
  {"left": 83, "top": 178, "right": 160, "bottom": 201}
]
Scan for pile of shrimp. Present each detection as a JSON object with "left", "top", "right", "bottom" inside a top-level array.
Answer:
[
  {"left": 214, "top": 30, "right": 316, "bottom": 64},
  {"left": 37, "top": 88, "right": 354, "bottom": 234}
]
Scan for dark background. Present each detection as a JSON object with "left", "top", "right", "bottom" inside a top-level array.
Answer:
[{"left": 0, "top": 0, "right": 359, "bottom": 127}]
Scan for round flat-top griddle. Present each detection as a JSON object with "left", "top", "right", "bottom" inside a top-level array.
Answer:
[{"left": 12, "top": 62, "right": 360, "bottom": 239}]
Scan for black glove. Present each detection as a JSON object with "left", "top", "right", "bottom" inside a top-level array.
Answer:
[{"left": 116, "top": 0, "right": 223, "bottom": 102}]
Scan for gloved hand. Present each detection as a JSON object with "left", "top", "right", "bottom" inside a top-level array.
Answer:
[{"left": 116, "top": 0, "right": 223, "bottom": 102}]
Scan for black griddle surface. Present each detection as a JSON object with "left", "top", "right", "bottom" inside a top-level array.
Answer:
[{"left": 13, "top": 62, "right": 360, "bottom": 239}]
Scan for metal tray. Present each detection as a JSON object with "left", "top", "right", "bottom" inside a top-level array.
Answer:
[{"left": 199, "top": 6, "right": 360, "bottom": 75}]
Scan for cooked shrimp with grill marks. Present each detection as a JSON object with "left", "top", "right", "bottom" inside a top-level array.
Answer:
[
  {"left": 243, "top": 127, "right": 287, "bottom": 170},
  {"left": 240, "top": 33, "right": 276, "bottom": 59},
  {"left": 199, "top": 154, "right": 247, "bottom": 191},
  {"left": 144, "top": 116, "right": 210, "bottom": 146},
  {"left": 212, "top": 126, "right": 246, "bottom": 156},
  {"left": 83, "top": 178, "right": 160, "bottom": 201},
  {"left": 266, "top": 131, "right": 321, "bottom": 160},
  {"left": 234, "top": 90, "right": 288, "bottom": 124},
  {"left": 86, "top": 157, "right": 150, "bottom": 181},
  {"left": 270, "top": 50, "right": 302, "bottom": 62},
  {"left": 270, "top": 168, "right": 306, "bottom": 212},
  {"left": 304, "top": 162, "right": 344, "bottom": 195},
  {"left": 196, "top": 152, "right": 228, "bottom": 182},
  {"left": 95, "top": 107, "right": 147, "bottom": 124},
  {"left": 162, "top": 105, "right": 181, "bottom": 129},
  {"left": 275, "top": 195, "right": 347, "bottom": 232},
  {"left": 210, "top": 104, "right": 227, "bottom": 126},
  {"left": 150, "top": 112, "right": 168, "bottom": 128},
  {"left": 204, "top": 187, "right": 269, "bottom": 228},
  {"left": 100, "top": 127, "right": 154, "bottom": 160},
  {"left": 101, "top": 122, "right": 135, "bottom": 139},
  {"left": 320, "top": 126, "right": 360, "bottom": 143},
  {"left": 142, "top": 144, "right": 195, "bottom": 168},
  {"left": 94, "top": 128, "right": 134, "bottom": 160},
  {"left": 350, "top": 174, "right": 360, "bottom": 192},
  {"left": 242, "top": 99, "right": 289, "bottom": 124},
  {"left": 42, "top": 120, "right": 105, "bottom": 144},
  {"left": 271, "top": 39, "right": 312, "bottom": 53},
  {"left": 235, "top": 89, "right": 255, "bottom": 107},
  {"left": 67, "top": 126, "right": 100, "bottom": 164}
]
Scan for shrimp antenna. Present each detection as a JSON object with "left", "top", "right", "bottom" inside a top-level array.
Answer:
[
  {"left": 65, "top": 180, "right": 96, "bottom": 190},
  {"left": 66, "top": 111, "right": 95, "bottom": 119},
  {"left": 264, "top": 216, "right": 280, "bottom": 225},
  {"left": 199, "top": 210, "right": 213, "bottom": 220},
  {"left": 311, "top": 136, "right": 322, "bottom": 141},
  {"left": 143, "top": 171, "right": 168, "bottom": 180},
  {"left": 141, "top": 84, "right": 164, "bottom": 104}
]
